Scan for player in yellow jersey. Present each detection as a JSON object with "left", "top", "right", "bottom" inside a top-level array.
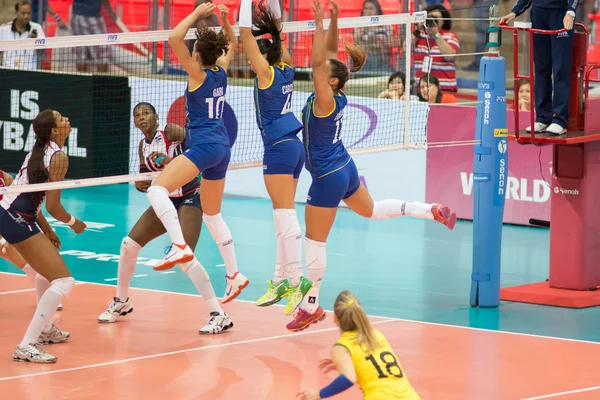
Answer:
[{"left": 297, "top": 290, "right": 420, "bottom": 399}]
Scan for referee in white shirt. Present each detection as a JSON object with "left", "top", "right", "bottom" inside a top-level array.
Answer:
[{"left": 0, "top": 0, "right": 45, "bottom": 70}]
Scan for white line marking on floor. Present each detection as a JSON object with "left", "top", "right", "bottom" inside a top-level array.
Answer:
[
  {"left": 160, "top": 271, "right": 176, "bottom": 274},
  {"left": 0, "top": 319, "right": 396, "bottom": 381},
  {"left": 103, "top": 278, "right": 118, "bottom": 282},
  {"left": 215, "top": 264, "right": 225, "bottom": 267},
  {"left": 522, "top": 385, "right": 600, "bottom": 400},
  {"left": 132, "top": 274, "right": 148, "bottom": 278},
  {"left": 0, "top": 272, "right": 597, "bottom": 346}
]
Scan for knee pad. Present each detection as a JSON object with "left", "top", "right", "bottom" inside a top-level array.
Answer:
[
  {"left": 120, "top": 236, "right": 142, "bottom": 260},
  {"left": 274, "top": 209, "right": 301, "bottom": 239},
  {"left": 203, "top": 213, "right": 232, "bottom": 245},
  {"left": 146, "top": 186, "right": 172, "bottom": 217},
  {"left": 49, "top": 277, "right": 75, "bottom": 297}
]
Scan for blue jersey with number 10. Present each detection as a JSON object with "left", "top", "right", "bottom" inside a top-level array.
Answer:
[
  {"left": 254, "top": 62, "right": 302, "bottom": 145},
  {"left": 301, "top": 91, "right": 351, "bottom": 178},
  {"left": 185, "top": 65, "right": 230, "bottom": 147}
]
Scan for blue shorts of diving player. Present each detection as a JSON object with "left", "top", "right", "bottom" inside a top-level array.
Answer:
[
  {"left": 171, "top": 188, "right": 202, "bottom": 211},
  {"left": 0, "top": 207, "right": 40, "bottom": 245},
  {"left": 183, "top": 143, "right": 231, "bottom": 180},
  {"left": 307, "top": 159, "right": 361, "bottom": 208},
  {"left": 263, "top": 137, "right": 305, "bottom": 179}
]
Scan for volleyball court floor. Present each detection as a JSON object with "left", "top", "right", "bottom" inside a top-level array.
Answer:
[{"left": 1, "top": 184, "right": 600, "bottom": 399}]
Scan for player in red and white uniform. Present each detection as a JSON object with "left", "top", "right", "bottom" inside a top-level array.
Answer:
[
  {"left": 98, "top": 102, "right": 233, "bottom": 334},
  {"left": 0, "top": 170, "right": 63, "bottom": 311},
  {"left": 0, "top": 109, "right": 87, "bottom": 363}
]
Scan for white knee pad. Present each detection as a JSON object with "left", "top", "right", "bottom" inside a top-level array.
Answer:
[
  {"left": 203, "top": 213, "right": 232, "bottom": 245},
  {"left": 49, "top": 277, "right": 75, "bottom": 298},
  {"left": 146, "top": 186, "right": 172, "bottom": 218},
  {"left": 274, "top": 209, "right": 302, "bottom": 240},
  {"left": 120, "top": 236, "right": 142, "bottom": 260}
]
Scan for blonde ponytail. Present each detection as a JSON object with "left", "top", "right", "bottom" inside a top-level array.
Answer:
[{"left": 334, "top": 290, "right": 379, "bottom": 353}]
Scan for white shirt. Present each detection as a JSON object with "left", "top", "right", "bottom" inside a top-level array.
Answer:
[{"left": 0, "top": 20, "right": 45, "bottom": 70}]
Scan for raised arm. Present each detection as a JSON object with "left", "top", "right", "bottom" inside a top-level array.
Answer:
[
  {"left": 270, "top": 0, "right": 292, "bottom": 66},
  {"left": 311, "top": 0, "right": 335, "bottom": 117},
  {"left": 216, "top": 5, "right": 237, "bottom": 71},
  {"left": 169, "top": 3, "right": 216, "bottom": 83},
  {"left": 239, "top": 0, "right": 272, "bottom": 87},
  {"left": 165, "top": 123, "right": 185, "bottom": 142},
  {"left": 326, "top": 0, "right": 340, "bottom": 60}
]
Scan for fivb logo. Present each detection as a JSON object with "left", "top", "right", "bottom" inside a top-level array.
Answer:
[
  {"left": 107, "top": 34, "right": 118, "bottom": 42},
  {"left": 308, "top": 21, "right": 316, "bottom": 28},
  {"left": 370, "top": 16, "right": 380, "bottom": 23},
  {"left": 34, "top": 39, "right": 46, "bottom": 46}
]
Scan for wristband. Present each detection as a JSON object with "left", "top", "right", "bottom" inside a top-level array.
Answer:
[
  {"left": 268, "top": 0, "right": 282, "bottom": 20},
  {"left": 319, "top": 374, "right": 354, "bottom": 398},
  {"left": 0, "top": 237, "right": 7, "bottom": 253},
  {"left": 67, "top": 215, "right": 76, "bottom": 226}
]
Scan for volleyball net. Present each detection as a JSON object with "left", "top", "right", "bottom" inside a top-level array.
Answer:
[{"left": 0, "top": 11, "right": 429, "bottom": 193}]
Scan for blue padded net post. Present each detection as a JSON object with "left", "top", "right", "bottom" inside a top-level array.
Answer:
[{"left": 470, "top": 6, "right": 508, "bottom": 308}]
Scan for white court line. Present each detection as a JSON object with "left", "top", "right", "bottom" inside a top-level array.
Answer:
[
  {"left": 0, "top": 288, "right": 35, "bottom": 296},
  {"left": 1, "top": 271, "right": 599, "bottom": 346},
  {"left": 160, "top": 271, "right": 176, "bottom": 275},
  {"left": 103, "top": 278, "right": 118, "bottom": 282},
  {"left": 0, "top": 318, "right": 396, "bottom": 382},
  {"left": 522, "top": 385, "right": 600, "bottom": 400},
  {"left": 132, "top": 274, "right": 148, "bottom": 278},
  {"left": 0, "top": 281, "right": 87, "bottom": 295}
]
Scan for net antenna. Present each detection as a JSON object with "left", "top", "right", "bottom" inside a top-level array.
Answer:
[{"left": 0, "top": 12, "right": 427, "bottom": 195}]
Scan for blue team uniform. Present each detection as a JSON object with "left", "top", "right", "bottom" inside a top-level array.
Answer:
[
  {"left": 254, "top": 62, "right": 304, "bottom": 178},
  {"left": 302, "top": 90, "right": 360, "bottom": 208},
  {"left": 512, "top": 0, "right": 578, "bottom": 128},
  {"left": 183, "top": 65, "right": 231, "bottom": 180}
]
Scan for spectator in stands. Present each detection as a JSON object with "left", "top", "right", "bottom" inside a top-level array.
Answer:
[
  {"left": 31, "top": 0, "right": 68, "bottom": 29},
  {"left": 0, "top": 0, "right": 45, "bottom": 70},
  {"left": 378, "top": 71, "right": 406, "bottom": 100},
  {"left": 71, "top": 0, "right": 118, "bottom": 73},
  {"left": 412, "top": 4, "right": 460, "bottom": 93},
  {"left": 517, "top": 78, "right": 531, "bottom": 111},
  {"left": 418, "top": 74, "right": 458, "bottom": 103},
  {"left": 353, "top": 0, "right": 395, "bottom": 75}
]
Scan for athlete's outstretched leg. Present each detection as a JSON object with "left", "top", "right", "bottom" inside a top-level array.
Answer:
[
  {"left": 12, "top": 234, "right": 73, "bottom": 363},
  {"left": 286, "top": 204, "right": 335, "bottom": 332},
  {"left": 200, "top": 178, "right": 249, "bottom": 303},
  {"left": 343, "top": 184, "right": 457, "bottom": 230},
  {"left": 258, "top": 174, "right": 310, "bottom": 312},
  {"left": 178, "top": 195, "right": 233, "bottom": 334},
  {"left": 98, "top": 206, "right": 165, "bottom": 323},
  {"left": 146, "top": 156, "right": 199, "bottom": 270}
]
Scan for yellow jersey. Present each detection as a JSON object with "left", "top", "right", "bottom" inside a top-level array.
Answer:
[{"left": 335, "top": 329, "right": 420, "bottom": 400}]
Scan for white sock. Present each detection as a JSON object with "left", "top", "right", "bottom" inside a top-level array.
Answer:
[
  {"left": 35, "top": 273, "right": 51, "bottom": 302},
  {"left": 273, "top": 210, "right": 286, "bottom": 284},
  {"left": 274, "top": 209, "right": 302, "bottom": 286},
  {"left": 203, "top": 213, "right": 239, "bottom": 277},
  {"left": 20, "top": 277, "right": 74, "bottom": 347},
  {"left": 147, "top": 186, "right": 186, "bottom": 245},
  {"left": 302, "top": 238, "right": 326, "bottom": 314},
  {"left": 116, "top": 237, "right": 141, "bottom": 300},
  {"left": 22, "top": 264, "right": 37, "bottom": 285},
  {"left": 371, "top": 199, "right": 434, "bottom": 220},
  {"left": 181, "top": 258, "right": 223, "bottom": 314}
]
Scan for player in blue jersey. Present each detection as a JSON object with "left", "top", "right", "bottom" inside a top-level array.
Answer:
[
  {"left": 0, "top": 109, "right": 87, "bottom": 363},
  {"left": 146, "top": 3, "right": 249, "bottom": 304},
  {"left": 238, "top": 0, "right": 312, "bottom": 315},
  {"left": 287, "top": 0, "right": 457, "bottom": 332},
  {"left": 97, "top": 102, "right": 233, "bottom": 334}
]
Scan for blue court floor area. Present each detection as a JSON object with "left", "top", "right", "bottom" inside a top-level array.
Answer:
[{"left": 2, "top": 183, "right": 600, "bottom": 343}]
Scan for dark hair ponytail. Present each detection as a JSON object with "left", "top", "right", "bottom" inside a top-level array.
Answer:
[
  {"left": 28, "top": 109, "right": 56, "bottom": 210},
  {"left": 251, "top": 1, "right": 283, "bottom": 66}
]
